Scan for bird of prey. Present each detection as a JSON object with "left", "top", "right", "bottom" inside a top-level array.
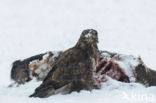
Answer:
[{"left": 30, "top": 29, "right": 100, "bottom": 98}]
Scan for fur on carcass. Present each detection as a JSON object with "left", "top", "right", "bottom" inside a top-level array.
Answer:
[{"left": 10, "top": 50, "right": 156, "bottom": 87}]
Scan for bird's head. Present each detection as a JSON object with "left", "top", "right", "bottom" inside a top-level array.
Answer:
[{"left": 80, "top": 29, "right": 98, "bottom": 44}]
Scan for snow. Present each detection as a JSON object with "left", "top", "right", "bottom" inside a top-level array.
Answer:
[
  {"left": 29, "top": 51, "right": 60, "bottom": 80},
  {"left": 85, "top": 33, "right": 92, "bottom": 38},
  {"left": 115, "top": 54, "right": 140, "bottom": 82},
  {"left": 0, "top": 0, "right": 156, "bottom": 103}
]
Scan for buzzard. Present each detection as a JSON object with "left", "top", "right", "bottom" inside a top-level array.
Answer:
[{"left": 30, "top": 29, "right": 100, "bottom": 98}]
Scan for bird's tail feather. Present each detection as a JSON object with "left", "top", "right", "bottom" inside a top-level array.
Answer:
[{"left": 30, "top": 81, "right": 72, "bottom": 98}]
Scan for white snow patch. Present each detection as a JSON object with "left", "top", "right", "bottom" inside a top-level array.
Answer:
[{"left": 85, "top": 33, "right": 92, "bottom": 39}]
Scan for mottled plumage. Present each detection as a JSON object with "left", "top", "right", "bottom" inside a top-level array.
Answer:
[{"left": 30, "top": 29, "right": 100, "bottom": 98}]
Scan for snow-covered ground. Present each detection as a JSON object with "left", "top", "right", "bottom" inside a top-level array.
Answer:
[{"left": 0, "top": 0, "right": 156, "bottom": 103}]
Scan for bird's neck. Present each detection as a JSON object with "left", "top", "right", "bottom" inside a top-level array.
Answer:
[{"left": 75, "top": 40, "right": 99, "bottom": 56}]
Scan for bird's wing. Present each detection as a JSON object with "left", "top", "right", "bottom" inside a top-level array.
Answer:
[{"left": 43, "top": 48, "right": 75, "bottom": 83}]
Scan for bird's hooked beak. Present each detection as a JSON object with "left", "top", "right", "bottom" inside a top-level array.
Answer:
[
  {"left": 80, "top": 29, "right": 98, "bottom": 44},
  {"left": 85, "top": 32, "right": 98, "bottom": 43},
  {"left": 85, "top": 32, "right": 92, "bottom": 39}
]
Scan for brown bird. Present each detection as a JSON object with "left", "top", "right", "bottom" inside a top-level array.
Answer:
[{"left": 30, "top": 29, "right": 100, "bottom": 98}]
